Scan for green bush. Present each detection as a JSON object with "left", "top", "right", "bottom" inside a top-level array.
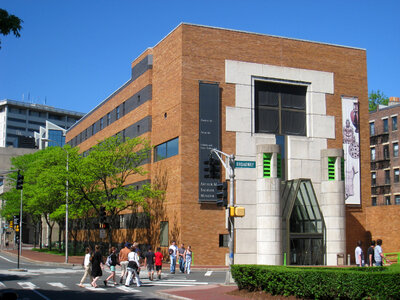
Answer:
[{"left": 231, "top": 264, "right": 400, "bottom": 299}]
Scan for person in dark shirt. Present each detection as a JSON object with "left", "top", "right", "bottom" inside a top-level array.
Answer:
[
  {"left": 91, "top": 245, "right": 104, "bottom": 288},
  {"left": 366, "top": 240, "right": 375, "bottom": 266},
  {"left": 144, "top": 246, "right": 156, "bottom": 280},
  {"left": 104, "top": 246, "right": 119, "bottom": 286}
]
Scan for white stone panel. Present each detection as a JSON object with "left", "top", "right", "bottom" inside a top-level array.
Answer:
[
  {"left": 256, "top": 178, "right": 280, "bottom": 192},
  {"left": 308, "top": 115, "right": 335, "bottom": 139},
  {"left": 257, "top": 254, "right": 282, "bottom": 265},
  {"left": 235, "top": 167, "right": 257, "bottom": 181},
  {"left": 257, "top": 241, "right": 282, "bottom": 255},
  {"left": 324, "top": 217, "right": 346, "bottom": 229},
  {"left": 236, "top": 229, "right": 257, "bottom": 253},
  {"left": 235, "top": 204, "right": 257, "bottom": 229},
  {"left": 257, "top": 217, "right": 281, "bottom": 230},
  {"left": 300, "top": 160, "right": 321, "bottom": 183},
  {"left": 235, "top": 253, "right": 257, "bottom": 264},
  {"left": 308, "top": 92, "right": 327, "bottom": 115},
  {"left": 236, "top": 132, "right": 256, "bottom": 156},
  {"left": 235, "top": 84, "right": 252, "bottom": 109},
  {"left": 226, "top": 106, "right": 251, "bottom": 132},
  {"left": 236, "top": 180, "right": 257, "bottom": 205},
  {"left": 255, "top": 203, "right": 281, "bottom": 216},
  {"left": 287, "top": 159, "right": 302, "bottom": 180}
]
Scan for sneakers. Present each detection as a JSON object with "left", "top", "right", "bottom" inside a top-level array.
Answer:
[
  {"left": 103, "top": 280, "right": 107, "bottom": 286},
  {"left": 120, "top": 278, "right": 123, "bottom": 284},
  {"left": 158, "top": 274, "right": 161, "bottom": 279}
]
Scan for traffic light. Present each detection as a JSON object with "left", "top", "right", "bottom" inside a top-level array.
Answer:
[
  {"left": 99, "top": 206, "right": 106, "bottom": 223},
  {"left": 209, "top": 156, "right": 221, "bottom": 179},
  {"left": 216, "top": 181, "right": 228, "bottom": 208},
  {"left": 99, "top": 223, "right": 109, "bottom": 229},
  {"left": 16, "top": 171, "right": 24, "bottom": 190}
]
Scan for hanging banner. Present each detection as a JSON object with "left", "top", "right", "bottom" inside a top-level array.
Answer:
[{"left": 341, "top": 97, "right": 361, "bottom": 205}]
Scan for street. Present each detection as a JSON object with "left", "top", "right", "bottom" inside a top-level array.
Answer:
[{"left": 0, "top": 251, "right": 227, "bottom": 299}]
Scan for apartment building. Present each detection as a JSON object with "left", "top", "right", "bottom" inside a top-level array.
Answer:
[{"left": 66, "top": 23, "right": 370, "bottom": 266}]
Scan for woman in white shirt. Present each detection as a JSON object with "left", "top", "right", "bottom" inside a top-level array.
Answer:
[
  {"left": 125, "top": 245, "right": 142, "bottom": 287},
  {"left": 78, "top": 247, "right": 93, "bottom": 287}
]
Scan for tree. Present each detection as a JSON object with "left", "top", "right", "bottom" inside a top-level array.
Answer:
[
  {"left": 369, "top": 90, "right": 389, "bottom": 112},
  {"left": 72, "top": 135, "right": 162, "bottom": 246},
  {"left": 0, "top": 9, "right": 23, "bottom": 48}
]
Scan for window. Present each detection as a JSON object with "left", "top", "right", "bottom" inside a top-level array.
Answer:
[
  {"left": 395, "top": 169, "right": 400, "bottom": 183},
  {"left": 219, "top": 234, "right": 229, "bottom": 247},
  {"left": 160, "top": 221, "right": 168, "bottom": 247},
  {"left": 255, "top": 80, "right": 307, "bottom": 136},
  {"left": 107, "top": 113, "right": 111, "bottom": 126},
  {"left": 116, "top": 106, "right": 120, "bottom": 120},
  {"left": 372, "top": 197, "right": 377, "bottom": 206},
  {"left": 154, "top": 137, "right": 179, "bottom": 161},
  {"left": 122, "top": 102, "right": 126, "bottom": 116},
  {"left": 91, "top": 123, "right": 95, "bottom": 135},
  {"left": 371, "top": 172, "right": 376, "bottom": 186},
  {"left": 392, "top": 116, "right": 398, "bottom": 131},
  {"left": 371, "top": 148, "right": 376, "bottom": 161},
  {"left": 383, "top": 118, "right": 389, "bottom": 133},
  {"left": 100, "top": 118, "right": 104, "bottom": 130},
  {"left": 369, "top": 122, "right": 375, "bottom": 135},
  {"left": 385, "top": 169, "right": 390, "bottom": 185},
  {"left": 384, "top": 144, "right": 390, "bottom": 159},
  {"left": 48, "top": 129, "right": 65, "bottom": 147},
  {"left": 385, "top": 196, "right": 391, "bottom": 205},
  {"left": 395, "top": 195, "right": 400, "bottom": 205},
  {"left": 394, "top": 142, "right": 399, "bottom": 157}
]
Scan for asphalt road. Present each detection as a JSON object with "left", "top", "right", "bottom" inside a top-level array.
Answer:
[{"left": 0, "top": 251, "right": 227, "bottom": 300}]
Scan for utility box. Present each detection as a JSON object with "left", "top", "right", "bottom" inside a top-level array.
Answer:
[
  {"left": 337, "top": 253, "right": 344, "bottom": 265},
  {"left": 230, "top": 206, "right": 245, "bottom": 217}
]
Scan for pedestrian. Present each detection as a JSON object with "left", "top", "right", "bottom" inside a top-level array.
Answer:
[
  {"left": 178, "top": 243, "right": 185, "bottom": 273},
  {"left": 184, "top": 245, "right": 192, "bottom": 274},
  {"left": 78, "top": 247, "right": 93, "bottom": 287},
  {"left": 366, "top": 240, "right": 375, "bottom": 267},
  {"left": 91, "top": 245, "right": 104, "bottom": 288},
  {"left": 144, "top": 246, "right": 155, "bottom": 280},
  {"left": 374, "top": 239, "right": 391, "bottom": 266},
  {"left": 169, "top": 241, "right": 178, "bottom": 274},
  {"left": 355, "top": 240, "right": 364, "bottom": 267},
  {"left": 155, "top": 247, "right": 163, "bottom": 280},
  {"left": 104, "top": 246, "right": 119, "bottom": 286},
  {"left": 125, "top": 245, "right": 142, "bottom": 287},
  {"left": 119, "top": 242, "right": 131, "bottom": 284}
]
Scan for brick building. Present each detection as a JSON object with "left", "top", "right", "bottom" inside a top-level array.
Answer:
[{"left": 66, "top": 23, "right": 371, "bottom": 265}]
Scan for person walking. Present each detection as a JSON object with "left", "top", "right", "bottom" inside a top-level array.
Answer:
[
  {"left": 184, "top": 245, "right": 193, "bottom": 274},
  {"left": 104, "top": 246, "right": 119, "bottom": 286},
  {"left": 144, "top": 246, "right": 155, "bottom": 280},
  {"left": 91, "top": 245, "right": 104, "bottom": 288},
  {"left": 125, "top": 245, "right": 142, "bottom": 287},
  {"left": 155, "top": 247, "right": 163, "bottom": 280},
  {"left": 374, "top": 239, "right": 391, "bottom": 266},
  {"left": 178, "top": 243, "right": 185, "bottom": 273},
  {"left": 78, "top": 247, "right": 93, "bottom": 287},
  {"left": 169, "top": 241, "right": 178, "bottom": 274},
  {"left": 366, "top": 240, "right": 375, "bottom": 267},
  {"left": 355, "top": 240, "right": 364, "bottom": 267},
  {"left": 119, "top": 242, "right": 131, "bottom": 284}
]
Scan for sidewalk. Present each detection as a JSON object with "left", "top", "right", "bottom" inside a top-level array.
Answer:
[{"left": 1, "top": 247, "right": 241, "bottom": 300}]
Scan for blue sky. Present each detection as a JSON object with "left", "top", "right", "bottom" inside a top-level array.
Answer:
[{"left": 0, "top": 0, "right": 399, "bottom": 114}]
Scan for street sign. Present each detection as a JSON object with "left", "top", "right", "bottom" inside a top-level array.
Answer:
[{"left": 234, "top": 161, "right": 256, "bottom": 168}]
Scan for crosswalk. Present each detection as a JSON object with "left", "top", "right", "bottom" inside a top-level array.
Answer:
[{"left": 0, "top": 276, "right": 209, "bottom": 293}]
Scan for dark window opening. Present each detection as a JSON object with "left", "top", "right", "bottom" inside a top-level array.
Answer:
[{"left": 219, "top": 234, "right": 229, "bottom": 247}]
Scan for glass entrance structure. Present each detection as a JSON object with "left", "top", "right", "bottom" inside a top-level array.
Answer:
[{"left": 281, "top": 179, "right": 326, "bottom": 265}]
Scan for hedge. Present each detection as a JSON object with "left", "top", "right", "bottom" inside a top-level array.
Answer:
[{"left": 231, "top": 264, "right": 400, "bottom": 299}]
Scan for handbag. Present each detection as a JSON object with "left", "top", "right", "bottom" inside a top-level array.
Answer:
[{"left": 128, "top": 260, "right": 138, "bottom": 270}]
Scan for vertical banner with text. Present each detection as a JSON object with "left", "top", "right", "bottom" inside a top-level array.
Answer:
[
  {"left": 198, "top": 82, "right": 220, "bottom": 203},
  {"left": 341, "top": 96, "right": 361, "bottom": 205}
]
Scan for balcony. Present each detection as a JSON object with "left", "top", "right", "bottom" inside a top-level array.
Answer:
[
  {"left": 370, "top": 133, "right": 389, "bottom": 145},
  {"left": 371, "top": 184, "right": 391, "bottom": 195},
  {"left": 371, "top": 159, "right": 391, "bottom": 170}
]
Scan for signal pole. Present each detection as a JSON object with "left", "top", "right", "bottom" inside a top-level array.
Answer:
[{"left": 210, "top": 149, "right": 235, "bottom": 284}]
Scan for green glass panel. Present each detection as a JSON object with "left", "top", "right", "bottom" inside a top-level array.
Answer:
[
  {"left": 263, "top": 153, "right": 272, "bottom": 178},
  {"left": 328, "top": 157, "right": 336, "bottom": 181}
]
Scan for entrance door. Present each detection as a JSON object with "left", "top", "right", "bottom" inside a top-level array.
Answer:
[{"left": 289, "top": 235, "right": 324, "bottom": 265}]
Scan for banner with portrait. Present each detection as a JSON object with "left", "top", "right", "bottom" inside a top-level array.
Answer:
[{"left": 342, "top": 97, "right": 361, "bottom": 205}]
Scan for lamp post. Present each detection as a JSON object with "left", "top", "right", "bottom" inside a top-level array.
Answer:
[{"left": 42, "top": 138, "right": 69, "bottom": 263}]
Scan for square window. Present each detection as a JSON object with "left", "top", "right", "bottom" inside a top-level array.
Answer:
[
  {"left": 219, "top": 234, "right": 229, "bottom": 247},
  {"left": 371, "top": 172, "right": 376, "bottom": 186},
  {"left": 395, "top": 195, "right": 400, "bottom": 205},
  {"left": 385, "top": 170, "right": 390, "bottom": 184},
  {"left": 394, "top": 169, "right": 400, "bottom": 183},
  {"left": 393, "top": 143, "right": 399, "bottom": 157},
  {"left": 385, "top": 196, "right": 391, "bottom": 205},
  {"left": 372, "top": 197, "right": 377, "bottom": 206},
  {"left": 371, "top": 148, "right": 376, "bottom": 161},
  {"left": 384, "top": 145, "right": 390, "bottom": 159},
  {"left": 383, "top": 119, "right": 389, "bottom": 133},
  {"left": 370, "top": 122, "right": 375, "bottom": 135}
]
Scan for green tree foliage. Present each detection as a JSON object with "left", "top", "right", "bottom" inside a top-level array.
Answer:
[
  {"left": 0, "top": 8, "right": 23, "bottom": 48},
  {"left": 369, "top": 89, "right": 389, "bottom": 111}
]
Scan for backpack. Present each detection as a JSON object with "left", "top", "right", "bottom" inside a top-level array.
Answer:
[
  {"left": 168, "top": 248, "right": 173, "bottom": 255},
  {"left": 106, "top": 254, "right": 112, "bottom": 267}
]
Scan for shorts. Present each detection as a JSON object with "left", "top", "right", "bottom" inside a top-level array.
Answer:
[
  {"left": 156, "top": 265, "right": 162, "bottom": 271},
  {"left": 147, "top": 264, "right": 154, "bottom": 272},
  {"left": 110, "top": 265, "right": 116, "bottom": 272}
]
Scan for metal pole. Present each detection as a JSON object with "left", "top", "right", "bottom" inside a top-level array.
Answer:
[
  {"left": 227, "top": 155, "right": 235, "bottom": 283},
  {"left": 65, "top": 151, "right": 69, "bottom": 264},
  {"left": 18, "top": 188, "right": 22, "bottom": 268}
]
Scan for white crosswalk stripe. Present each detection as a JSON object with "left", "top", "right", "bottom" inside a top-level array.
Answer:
[
  {"left": 18, "top": 281, "right": 37, "bottom": 289},
  {"left": 115, "top": 285, "right": 141, "bottom": 293},
  {"left": 48, "top": 282, "right": 67, "bottom": 289},
  {"left": 0, "top": 281, "right": 6, "bottom": 288},
  {"left": 141, "top": 278, "right": 209, "bottom": 287}
]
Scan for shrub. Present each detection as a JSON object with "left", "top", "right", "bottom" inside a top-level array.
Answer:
[{"left": 231, "top": 264, "right": 400, "bottom": 299}]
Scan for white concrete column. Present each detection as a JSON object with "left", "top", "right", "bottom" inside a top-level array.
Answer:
[
  {"left": 320, "top": 149, "right": 346, "bottom": 265},
  {"left": 256, "top": 144, "right": 282, "bottom": 265}
]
